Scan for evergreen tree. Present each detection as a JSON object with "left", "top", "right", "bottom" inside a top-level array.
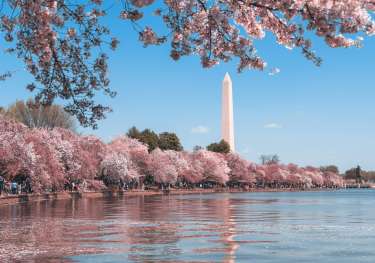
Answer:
[
  {"left": 127, "top": 126, "right": 141, "bottom": 140},
  {"left": 206, "top": 140, "right": 230, "bottom": 154},
  {"left": 140, "top": 129, "right": 159, "bottom": 152},
  {"left": 158, "top": 132, "right": 183, "bottom": 151}
]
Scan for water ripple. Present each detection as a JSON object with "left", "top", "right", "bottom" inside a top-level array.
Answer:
[{"left": 0, "top": 190, "right": 374, "bottom": 262}]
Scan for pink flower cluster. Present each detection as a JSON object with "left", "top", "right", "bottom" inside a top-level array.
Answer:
[
  {"left": 122, "top": 0, "right": 375, "bottom": 71},
  {"left": 1, "top": 1, "right": 374, "bottom": 129},
  {"left": 0, "top": 115, "right": 344, "bottom": 193}
]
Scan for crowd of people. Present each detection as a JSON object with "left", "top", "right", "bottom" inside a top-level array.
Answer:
[{"left": 0, "top": 175, "right": 33, "bottom": 196}]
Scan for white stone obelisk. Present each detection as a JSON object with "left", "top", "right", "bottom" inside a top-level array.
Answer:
[{"left": 222, "top": 73, "right": 235, "bottom": 152}]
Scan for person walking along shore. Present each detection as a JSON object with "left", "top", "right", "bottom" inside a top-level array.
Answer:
[{"left": 0, "top": 175, "right": 4, "bottom": 196}]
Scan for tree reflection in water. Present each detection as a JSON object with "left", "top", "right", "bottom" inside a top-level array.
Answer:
[{"left": 0, "top": 194, "right": 281, "bottom": 262}]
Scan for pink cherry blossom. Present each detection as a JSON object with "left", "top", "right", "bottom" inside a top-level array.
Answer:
[
  {"left": 0, "top": 115, "right": 345, "bottom": 192},
  {"left": 147, "top": 149, "right": 179, "bottom": 184},
  {"left": 190, "top": 150, "right": 230, "bottom": 185},
  {"left": 226, "top": 153, "right": 256, "bottom": 184},
  {"left": 100, "top": 152, "right": 133, "bottom": 185},
  {"left": 109, "top": 136, "right": 149, "bottom": 176},
  {"left": 1, "top": 1, "right": 374, "bottom": 127}
]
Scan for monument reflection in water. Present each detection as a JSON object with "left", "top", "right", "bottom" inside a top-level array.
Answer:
[{"left": 1, "top": 190, "right": 375, "bottom": 263}]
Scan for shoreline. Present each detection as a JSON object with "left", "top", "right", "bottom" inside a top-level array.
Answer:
[{"left": 0, "top": 187, "right": 347, "bottom": 206}]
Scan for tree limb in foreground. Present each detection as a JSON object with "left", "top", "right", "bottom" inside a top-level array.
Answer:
[{"left": 0, "top": 0, "right": 374, "bottom": 127}]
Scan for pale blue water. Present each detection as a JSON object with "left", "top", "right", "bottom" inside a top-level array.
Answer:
[{"left": 0, "top": 189, "right": 374, "bottom": 262}]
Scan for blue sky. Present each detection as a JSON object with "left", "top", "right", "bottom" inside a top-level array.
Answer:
[{"left": 1, "top": 10, "right": 375, "bottom": 173}]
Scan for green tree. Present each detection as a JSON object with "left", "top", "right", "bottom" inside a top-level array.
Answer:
[
  {"left": 344, "top": 167, "right": 375, "bottom": 182},
  {"left": 139, "top": 129, "right": 159, "bottom": 152},
  {"left": 206, "top": 140, "right": 230, "bottom": 154},
  {"left": 126, "top": 127, "right": 159, "bottom": 152},
  {"left": 127, "top": 126, "right": 141, "bottom": 140},
  {"left": 158, "top": 132, "right": 183, "bottom": 151},
  {"left": 320, "top": 165, "right": 340, "bottom": 174},
  {"left": 344, "top": 168, "right": 357, "bottom": 180}
]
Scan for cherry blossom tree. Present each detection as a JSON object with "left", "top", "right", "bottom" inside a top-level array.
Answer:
[
  {"left": 1, "top": 1, "right": 374, "bottom": 126},
  {"left": 323, "top": 171, "right": 344, "bottom": 187},
  {"left": 0, "top": 131, "right": 37, "bottom": 185},
  {"left": 23, "top": 128, "right": 66, "bottom": 191},
  {"left": 77, "top": 135, "right": 108, "bottom": 179},
  {"left": 0, "top": 115, "right": 346, "bottom": 193},
  {"left": 53, "top": 129, "right": 107, "bottom": 184},
  {"left": 264, "top": 164, "right": 289, "bottom": 186},
  {"left": 100, "top": 136, "right": 150, "bottom": 187},
  {"left": 100, "top": 152, "right": 137, "bottom": 186},
  {"left": 301, "top": 173, "right": 313, "bottom": 188},
  {"left": 123, "top": 0, "right": 375, "bottom": 71},
  {"left": 0, "top": 116, "right": 62, "bottom": 191},
  {"left": 226, "top": 153, "right": 256, "bottom": 185},
  {"left": 0, "top": 114, "right": 27, "bottom": 133},
  {"left": 287, "top": 163, "right": 300, "bottom": 174},
  {"left": 190, "top": 150, "right": 230, "bottom": 185},
  {"left": 163, "top": 150, "right": 190, "bottom": 184},
  {"left": 254, "top": 165, "right": 267, "bottom": 186},
  {"left": 304, "top": 166, "right": 324, "bottom": 187},
  {"left": 48, "top": 129, "right": 80, "bottom": 182},
  {"left": 0, "top": 0, "right": 118, "bottom": 128},
  {"left": 109, "top": 136, "right": 149, "bottom": 177},
  {"left": 147, "top": 149, "right": 179, "bottom": 185},
  {"left": 285, "top": 172, "right": 303, "bottom": 188},
  {"left": 178, "top": 152, "right": 204, "bottom": 185}
]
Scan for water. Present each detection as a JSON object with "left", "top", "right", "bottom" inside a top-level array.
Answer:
[{"left": 0, "top": 190, "right": 374, "bottom": 263}]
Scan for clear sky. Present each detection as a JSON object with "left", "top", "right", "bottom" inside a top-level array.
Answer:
[{"left": 1, "top": 10, "right": 375, "bottom": 173}]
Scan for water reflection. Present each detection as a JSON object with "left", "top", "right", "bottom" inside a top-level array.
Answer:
[{"left": 1, "top": 190, "right": 375, "bottom": 263}]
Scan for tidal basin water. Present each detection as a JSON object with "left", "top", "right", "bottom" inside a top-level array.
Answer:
[{"left": 0, "top": 190, "right": 375, "bottom": 263}]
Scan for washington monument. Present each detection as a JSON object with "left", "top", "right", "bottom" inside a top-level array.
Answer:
[{"left": 222, "top": 73, "right": 235, "bottom": 152}]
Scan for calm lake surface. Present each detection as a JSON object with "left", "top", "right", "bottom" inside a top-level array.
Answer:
[{"left": 0, "top": 190, "right": 374, "bottom": 263}]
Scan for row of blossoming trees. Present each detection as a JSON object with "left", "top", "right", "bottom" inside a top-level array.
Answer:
[{"left": 0, "top": 116, "right": 344, "bottom": 193}]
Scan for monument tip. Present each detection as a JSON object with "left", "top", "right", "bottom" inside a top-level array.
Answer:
[{"left": 223, "top": 72, "right": 231, "bottom": 83}]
